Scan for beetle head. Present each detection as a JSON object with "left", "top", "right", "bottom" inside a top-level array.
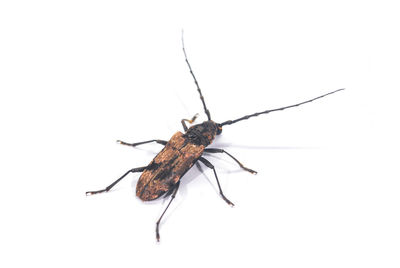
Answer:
[{"left": 185, "top": 120, "right": 221, "bottom": 146}]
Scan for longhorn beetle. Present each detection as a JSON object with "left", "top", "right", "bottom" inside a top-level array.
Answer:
[{"left": 86, "top": 35, "right": 344, "bottom": 241}]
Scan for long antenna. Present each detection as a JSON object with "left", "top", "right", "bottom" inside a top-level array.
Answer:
[
  {"left": 219, "top": 88, "right": 345, "bottom": 127},
  {"left": 181, "top": 31, "right": 212, "bottom": 121}
]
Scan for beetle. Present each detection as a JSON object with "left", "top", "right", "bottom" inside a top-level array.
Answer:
[{"left": 86, "top": 35, "right": 344, "bottom": 241}]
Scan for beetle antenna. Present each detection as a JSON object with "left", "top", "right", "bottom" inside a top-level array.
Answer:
[
  {"left": 182, "top": 31, "right": 212, "bottom": 121},
  {"left": 219, "top": 88, "right": 345, "bottom": 127}
]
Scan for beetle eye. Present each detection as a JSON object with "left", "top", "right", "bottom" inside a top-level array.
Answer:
[{"left": 216, "top": 124, "right": 222, "bottom": 135}]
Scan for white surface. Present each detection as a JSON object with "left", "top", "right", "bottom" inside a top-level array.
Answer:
[{"left": 1, "top": 1, "right": 399, "bottom": 267}]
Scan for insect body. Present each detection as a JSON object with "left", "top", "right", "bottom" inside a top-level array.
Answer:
[
  {"left": 86, "top": 36, "right": 344, "bottom": 241},
  {"left": 136, "top": 131, "right": 205, "bottom": 201}
]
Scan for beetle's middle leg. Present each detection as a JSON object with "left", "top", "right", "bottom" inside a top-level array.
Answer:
[
  {"left": 204, "top": 148, "right": 257, "bottom": 174},
  {"left": 198, "top": 157, "right": 234, "bottom": 207},
  {"left": 181, "top": 113, "right": 199, "bottom": 131},
  {"left": 86, "top": 166, "right": 147, "bottom": 196},
  {"left": 117, "top": 139, "right": 167, "bottom": 147},
  {"left": 156, "top": 181, "right": 180, "bottom": 242}
]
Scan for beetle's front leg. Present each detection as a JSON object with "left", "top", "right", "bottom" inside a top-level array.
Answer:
[
  {"left": 181, "top": 113, "right": 199, "bottom": 132},
  {"left": 204, "top": 148, "right": 257, "bottom": 174}
]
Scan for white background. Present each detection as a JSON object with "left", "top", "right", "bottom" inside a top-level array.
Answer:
[{"left": 1, "top": 1, "right": 399, "bottom": 267}]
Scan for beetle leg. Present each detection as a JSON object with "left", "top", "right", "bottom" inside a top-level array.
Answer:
[
  {"left": 116, "top": 139, "right": 167, "bottom": 147},
  {"left": 198, "top": 157, "right": 234, "bottom": 207},
  {"left": 85, "top": 166, "right": 147, "bottom": 196},
  {"left": 204, "top": 148, "right": 257, "bottom": 174},
  {"left": 156, "top": 181, "right": 180, "bottom": 242},
  {"left": 181, "top": 113, "right": 199, "bottom": 132}
]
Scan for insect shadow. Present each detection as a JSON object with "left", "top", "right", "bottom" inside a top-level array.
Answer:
[{"left": 86, "top": 33, "right": 345, "bottom": 242}]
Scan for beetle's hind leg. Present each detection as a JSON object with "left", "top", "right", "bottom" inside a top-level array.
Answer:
[
  {"left": 116, "top": 139, "right": 167, "bottom": 147},
  {"left": 204, "top": 148, "right": 257, "bottom": 174},
  {"left": 181, "top": 113, "right": 199, "bottom": 131},
  {"left": 198, "top": 157, "right": 234, "bottom": 207},
  {"left": 86, "top": 166, "right": 147, "bottom": 196},
  {"left": 156, "top": 181, "right": 180, "bottom": 242}
]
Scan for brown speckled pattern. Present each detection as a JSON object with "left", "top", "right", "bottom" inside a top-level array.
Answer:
[{"left": 136, "top": 132, "right": 204, "bottom": 201}]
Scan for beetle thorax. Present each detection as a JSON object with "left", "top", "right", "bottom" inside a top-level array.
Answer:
[{"left": 184, "top": 120, "right": 220, "bottom": 146}]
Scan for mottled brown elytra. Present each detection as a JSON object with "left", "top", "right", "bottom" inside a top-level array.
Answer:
[{"left": 86, "top": 34, "right": 345, "bottom": 241}]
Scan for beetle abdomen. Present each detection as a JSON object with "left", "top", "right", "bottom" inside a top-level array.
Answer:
[{"left": 136, "top": 132, "right": 204, "bottom": 201}]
